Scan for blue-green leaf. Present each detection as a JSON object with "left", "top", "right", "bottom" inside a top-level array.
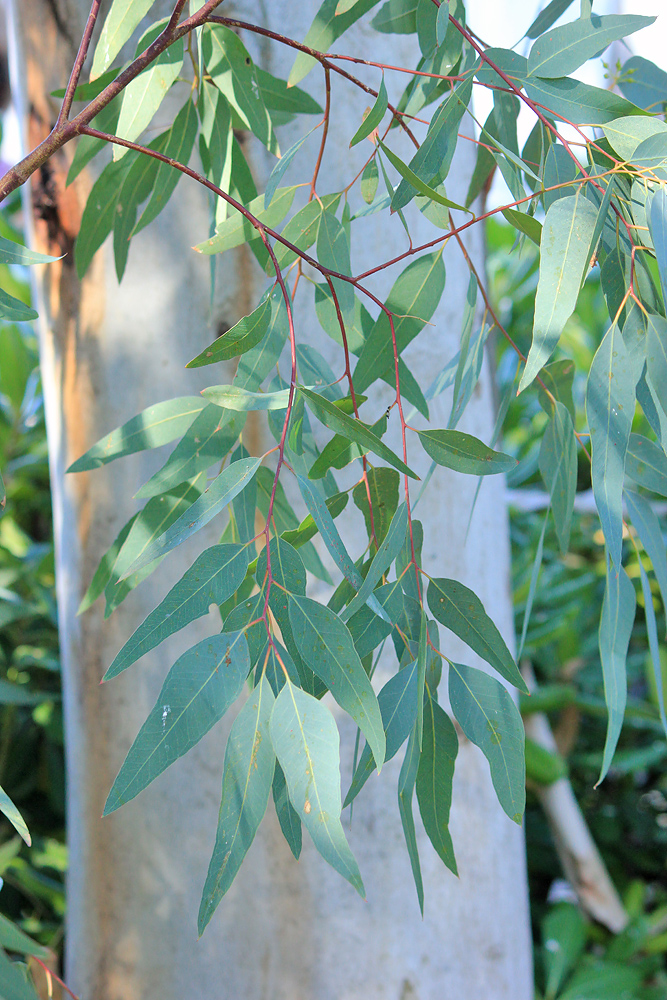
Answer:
[
  {"left": 625, "top": 489, "right": 667, "bottom": 637},
  {"left": 597, "top": 564, "right": 636, "bottom": 784},
  {"left": 350, "top": 75, "right": 388, "bottom": 147},
  {"left": 449, "top": 662, "right": 525, "bottom": 823},
  {"left": 523, "top": 76, "right": 645, "bottom": 126},
  {"left": 625, "top": 433, "right": 667, "bottom": 496},
  {"left": 188, "top": 300, "right": 272, "bottom": 370},
  {"left": 341, "top": 503, "right": 408, "bottom": 622},
  {"left": 270, "top": 682, "right": 364, "bottom": 895},
  {"left": 272, "top": 763, "right": 302, "bottom": 859},
  {"left": 195, "top": 187, "right": 297, "bottom": 255},
  {"left": 288, "top": 0, "right": 381, "bottom": 85},
  {"left": 201, "top": 386, "right": 292, "bottom": 411},
  {"left": 0, "top": 785, "right": 30, "bottom": 846},
  {"left": 0, "top": 236, "right": 59, "bottom": 266},
  {"left": 198, "top": 675, "right": 275, "bottom": 933},
  {"left": 265, "top": 125, "right": 319, "bottom": 208},
  {"left": 527, "top": 15, "right": 654, "bottom": 79},
  {"left": 398, "top": 726, "right": 423, "bottom": 913},
  {"left": 104, "top": 631, "right": 250, "bottom": 813},
  {"left": 525, "top": 0, "right": 575, "bottom": 40},
  {"left": 418, "top": 429, "right": 516, "bottom": 475},
  {"left": 0, "top": 944, "right": 42, "bottom": 1000},
  {"left": 539, "top": 401, "right": 577, "bottom": 553},
  {"left": 91, "top": 0, "right": 157, "bottom": 78},
  {"left": 416, "top": 688, "right": 458, "bottom": 874}
]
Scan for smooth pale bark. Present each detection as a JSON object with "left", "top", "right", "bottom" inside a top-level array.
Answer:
[{"left": 11, "top": 1, "right": 532, "bottom": 997}]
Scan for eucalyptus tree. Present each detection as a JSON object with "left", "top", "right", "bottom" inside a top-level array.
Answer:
[{"left": 1, "top": 0, "right": 665, "bottom": 997}]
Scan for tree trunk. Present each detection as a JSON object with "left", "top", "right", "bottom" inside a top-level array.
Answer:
[{"left": 10, "top": 1, "right": 533, "bottom": 997}]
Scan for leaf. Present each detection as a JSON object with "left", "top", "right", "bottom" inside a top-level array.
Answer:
[
  {"left": 416, "top": 689, "right": 458, "bottom": 874},
  {"left": 539, "top": 401, "right": 577, "bottom": 553},
  {"left": 288, "top": 0, "right": 381, "bottom": 86},
  {"left": 361, "top": 159, "right": 379, "bottom": 204},
  {"left": 67, "top": 398, "right": 204, "bottom": 472},
  {"left": 91, "top": 0, "right": 157, "bottom": 78},
  {"left": 351, "top": 76, "right": 388, "bottom": 147},
  {"left": 0, "top": 236, "right": 59, "bottom": 266},
  {"left": 542, "top": 903, "right": 586, "bottom": 1000},
  {"left": 597, "top": 564, "right": 636, "bottom": 784},
  {"left": 114, "top": 23, "right": 184, "bottom": 160},
  {"left": 0, "top": 785, "right": 30, "bottom": 846},
  {"left": 449, "top": 662, "right": 525, "bottom": 823},
  {"left": 602, "top": 114, "right": 667, "bottom": 161},
  {"left": 501, "top": 208, "right": 542, "bottom": 245},
  {"left": 282, "top": 491, "right": 348, "bottom": 549},
  {"left": 516, "top": 511, "right": 548, "bottom": 662},
  {"left": 0, "top": 915, "right": 49, "bottom": 960},
  {"left": 625, "top": 489, "right": 667, "bottom": 635},
  {"left": 113, "top": 130, "right": 168, "bottom": 280},
  {"left": 526, "top": 15, "right": 654, "bottom": 79},
  {"left": 538, "top": 359, "right": 576, "bottom": 421},
  {"left": 618, "top": 55, "right": 667, "bottom": 112},
  {"left": 417, "top": 429, "right": 516, "bottom": 475},
  {"left": 265, "top": 125, "right": 319, "bottom": 208},
  {"left": 520, "top": 192, "right": 598, "bottom": 390},
  {"left": 372, "top": 0, "right": 418, "bottom": 34},
  {"left": 341, "top": 504, "right": 408, "bottom": 622},
  {"left": 288, "top": 595, "right": 385, "bottom": 769},
  {"left": 299, "top": 387, "right": 418, "bottom": 479},
  {"left": 0, "top": 946, "right": 42, "bottom": 1000},
  {"left": 351, "top": 466, "right": 399, "bottom": 546},
  {"left": 255, "top": 67, "right": 323, "bottom": 117},
  {"left": 75, "top": 156, "right": 132, "bottom": 279},
  {"left": 428, "top": 578, "right": 526, "bottom": 691},
  {"left": 0, "top": 289, "right": 38, "bottom": 323},
  {"left": 525, "top": 0, "right": 575, "bottom": 40},
  {"left": 353, "top": 252, "right": 445, "bottom": 393},
  {"left": 187, "top": 299, "right": 272, "bottom": 370},
  {"left": 104, "top": 632, "right": 251, "bottom": 813},
  {"left": 120, "top": 457, "right": 261, "bottom": 578},
  {"left": 586, "top": 324, "right": 635, "bottom": 568},
  {"left": 273, "top": 193, "right": 341, "bottom": 271},
  {"left": 132, "top": 96, "right": 198, "bottom": 235},
  {"left": 398, "top": 726, "right": 424, "bottom": 912},
  {"left": 270, "top": 682, "right": 364, "bottom": 895},
  {"left": 201, "top": 385, "right": 292, "bottom": 411},
  {"left": 638, "top": 559, "right": 667, "bottom": 738},
  {"left": 234, "top": 286, "right": 290, "bottom": 391},
  {"left": 625, "top": 432, "right": 667, "bottom": 496},
  {"left": 649, "top": 188, "right": 667, "bottom": 310},
  {"left": 105, "top": 544, "right": 249, "bottom": 680},
  {"left": 317, "top": 210, "right": 354, "bottom": 321},
  {"left": 198, "top": 675, "right": 275, "bottom": 933},
  {"left": 195, "top": 187, "right": 297, "bottom": 256},
  {"left": 378, "top": 140, "right": 468, "bottom": 213},
  {"left": 523, "top": 76, "right": 645, "bottom": 126},
  {"left": 272, "top": 763, "right": 302, "bottom": 859}
]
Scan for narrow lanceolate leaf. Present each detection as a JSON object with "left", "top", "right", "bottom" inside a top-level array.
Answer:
[
  {"left": 539, "top": 401, "right": 577, "bottom": 553},
  {"left": 0, "top": 944, "right": 43, "bottom": 1000},
  {"left": 288, "top": 595, "right": 385, "bottom": 770},
  {"left": 379, "top": 141, "right": 467, "bottom": 213},
  {"left": 288, "top": 0, "right": 380, "bottom": 85},
  {"left": 344, "top": 660, "right": 418, "bottom": 808},
  {"left": 638, "top": 561, "right": 667, "bottom": 738},
  {"left": 198, "top": 675, "right": 275, "bottom": 933},
  {"left": 520, "top": 192, "right": 598, "bottom": 391},
  {"left": 0, "top": 914, "right": 50, "bottom": 959},
  {"left": 120, "top": 457, "right": 261, "bottom": 578},
  {"left": 525, "top": 0, "right": 575, "bottom": 40},
  {"left": 341, "top": 504, "right": 408, "bottom": 622},
  {"left": 527, "top": 15, "right": 654, "bottom": 79},
  {"left": 317, "top": 210, "right": 354, "bottom": 321},
  {"left": 0, "top": 785, "right": 30, "bottom": 846},
  {"left": 625, "top": 433, "right": 667, "bottom": 496},
  {"left": 0, "top": 289, "right": 37, "bottom": 323},
  {"left": 67, "top": 398, "right": 204, "bottom": 472},
  {"left": 428, "top": 578, "right": 527, "bottom": 692},
  {"left": 350, "top": 75, "right": 388, "bottom": 147},
  {"left": 104, "top": 632, "right": 250, "bottom": 814},
  {"left": 270, "top": 682, "right": 364, "bottom": 896},
  {"left": 75, "top": 156, "right": 132, "bottom": 278},
  {"left": 105, "top": 544, "right": 249, "bottom": 680},
  {"left": 265, "top": 126, "right": 319, "bottom": 208},
  {"left": 90, "top": 0, "right": 157, "bottom": 78},
  {"left": 202, "top": 385, "right": 292, "bottom": 411},
  {"left": 625, "top": 489, "right": 667, "bottom": 635},
  {"left": 195, "top": 187, "right": 297, "bottom": 256},
  {"left": 113, "top": 24, "right": 183, "bottom": 160},
  {"left": 523, "top": 77, "right": 645, "bottom": 127},
  {"left": 418, "top": 429, "right": 516, "bottom": 476},
  {"left": 646, "top": 313, "right": 667, "bottom": 418},
  {"left": 272, "top": 763, "right": 302, "bottom": 859},
  {"left": 449, "top": 662, "right": 525, "bottom": 824},
  {"left": 416, "top": 690, "right": 458, "bottom": 875},
  {"left": 352, "top": 466, "right": 399, "bottom": 547},
  {"left": 597, "top": 564, "right": 636, "bottom": 785},
  {"left": 398, "top": 726, "right": 424, "bottom": 913},
  {"left": 0, "top": 236, "right": 59, "bottom": 265},
  {"left": 586, "top": 324, "right": 635, "bottom": 569},
  {"left": 133, "top": 96, "right": 198, "bottom": 236},
  {"left": 299, "top": 387, "right": 418, "bottom": 479}
]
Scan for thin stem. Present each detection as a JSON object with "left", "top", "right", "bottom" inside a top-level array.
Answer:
[
  {"left": 310, "top": 66, "right": 331, "bottom": 199},
  {"left": 56, "top": 0, "right": 103, "bottom": 127},
  {"left": 30, "top": 957, "right": 79, "bottom": 1000}
]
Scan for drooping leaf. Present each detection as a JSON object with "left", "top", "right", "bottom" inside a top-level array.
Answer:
[
  {"left": 270, "top": 682, "right": 365, "bottom": 895},
  {"left": 352, "top": 467, "right": 399, "bottom": 547},
  {"left": 428, "top": 578, "right": 527, "bottom": 692},
  {"left": 132, "top": 96, "right": 198, "bottom": 235},
  {"left": 516, "top": 510, "right": 549, "bottom": 662},
  {"left": 273, "top": 193, "right": 341, "bottom": 270},
  {"left": 113, "top": 129, "right": 169, "bottom": 280},
  {"left": 195, "top": 187, "right": 297, "bottom": 255},
  {"left": 520, "top": 192, "right": 598, "bottom": 390},
  {"left": 104, "top": 544, "right": 249, "bottom": 679},
  {"left": 398, "top": 726, "right": 423, "bottom": 913},
  {"left": 372, "top": 0, "right": 418, "bottom": 34},
  {"left": 0, "top": 945, "right": 42, "bottom": 1000},
  {"left": 341, "top": 503, "right": 408, "bottom": 622},
  {"left": 282, "top": 491, "right": 348, "bottom": 549},
  {"left": 288, "top": 595, "right": 385, "bottom": 769},
  {"left": 525, "top": 0, "right": 575, "bottom": 40},
  {"left": 317, "top": 210, "right": 354, "bottom": 322},
  {"left": 201, "top": 385, "right": 293, "bottom": 411},
  {"left": 625, "top": 489, "right": 667, "bottom": 633},
  {"left": 361, "top": 159, "right": 379, "bottom": 204},
  {"left": 198, "top": 675, "right": 275, "bottom": 933},
  {"left": 0, "top": 236, "right": 59, "bottom": 266},
  {"left": 418, "top": 429, "right": 516, "bottom": 475},
  {"left": 625, "top": 432, "right": 667, "bottom": 496},
  {"left": 648, "top": 191, "right": 667, "bottom": 315},
  {"left": 597, "top": 564, "right": 636, "bottom": 784},
  {"left": 90, "top": 0, "right": 157, "bottom": 78},
  {"left": 416, "top": 688, "right": 458, "bottom": 874},
  {"left": 0, "top": 785, "right": 30, "bottom": 846},
  {"left": 67, "top": 398, "right": 204, "bottom": 472},
  {"left": 350, "top": 76, "right": 388, "bottom": 147},
  {"left": 188, "top": 299, "right": 272, "bottom": 369},
  {"left": 523, "top": 76, "right": 645, "bottom": 126},
  {"left": 379, "top": 140, "right": 467, "bottom": 214},
  {"left": 255, "top": 67, "right": 323, "bottom": 117},
  {"left": 75, "top": 155, "right": 133, "bottom": 278},
  {"left": 618, "top": 55, "right": 667, "bottom": 112},
  {"left": 586, "top": 323, "right": 635, "bottom": 568},
  {"left": 265, "top": 125, "right": 320, "bottom": 208},
  {"left": 449, "top": 662, "right": 525, "bottom": 824},
  {"left": 539, "top": 401, "right": 577, "bottom": 553},
  {"left": 234, "top": 286, "right": 290, "bottom": 392},
  {"left": 526, "top": 15, "right": 654, "bottom": 79},
  {"left": 272, "top": 762, "right": 302, "bottom": 859},
  {"left": 288, "top": 0, "right": 381, "bottom": 85},
  {"left": 104, "top": 631, "right": 251, "bottom": 813}
]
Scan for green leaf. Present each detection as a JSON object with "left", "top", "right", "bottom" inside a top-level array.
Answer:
[
  {"left": 417, "top": 429, "right": 516, "bottom": 475},
  {"left": 649, "top": 187, "right": 667, "bottom": 310},
  {"left": 501, "top": 208, "right": 542, "bottom": 245},
  {"left": 341, "top": 504, "right": 408, "bottom": 622},
  {"left": 351, "top": 76, "right": 388, "bottom": 147},
  {"left": 538, "top": 359, "right": 576, "bottom": 421},
  {"left": 449, "top": 662, "right": 525, "bottom": 823},
  {"left": 0, "top": 288, "right": 37, "bottom": 323},
  {"left": 645, "top": 314, "right": 667, "bottom": 423},
  {"left": 586, "top": 324, "right": 635, "bottom": 568},
  {"left": 91, "top": 0, "right": 157, "bottom": 78},
  {"left": 288, "top": 0, "right": 381, "bottom": 85},
  {"left": 523, "top": 76, "right": 645, "bottom": 126},
  {"left": 255, "top": 67, "right": 323, "bottom": 117},
  {"left": 0, "top": 785, "right": 30, "bottom": 846},
  {"left": 378, "top": 140, "right": 468, "bottom": 213},
  {"left": 527, "top": 15, "right": 654, "bottom": 79},
  {"left": 270, "top": 682, "right": 364, "bottom": 895},
  {"left": 428, "top": 578, "right": 527, "bottom": 692},
  {"left": 542, "top": 903, "right": 586, "bottom": 1000},
  {"left": 398, "top": 726, "right": 424, "bottom": 912},
  {"left": 559, "top": 962, "right": 642, "bottom": 1000},
  {"left": 120, "top": 457, "right": 261, "bottom": 577},
  {"left": 597, "top": 564, "right": 636, "bottom": 784},
  {"left": 272, "top": 763, "right": 302, "bottom": 859},
  {"left": 198, "top": 675, "right": 275, "bottom": 933},
  {"left": 351, "top": 466, "right": 399, "bottom": 546},
  {"left": 104, "top": 632, "right": 251, "bottom": 813},
  {"left": 353, "top": 252, "right": 445, "bottom": 392},
  {"left": 516, "top": 511, "right": 548, "bottom": 662},
  {"left": 625, "top": 432, "right": 667, "bottom": 495},
  {"left": 603, "top": 114, "right": 667, "bottom": 161},
  {"left": 67, "top": 397, "right": 204, "bottom": 472},
  {"left": 416, "top": 689, "right": 458, "bottom": 874},
  {"left": 104, "top": 544, "right": 249, "bottom": 680},
  {"left": 618, "top": 55, "right": 667, "bottom": 112},
  {"left": 344, "top": 659, "right": 418, "bottom": 807},
  {"left": 361, "top": 159, "right": 379, "bottom": 204},
  {"left": 75, "top": 155, "right": 132, "bottom": 279},
  {"left": 0, "top": 236, "right": 59, "bottom": 266},
  {"left": 132, "top": 96, "right": 198, "bottom": 235},
  {"left": 114, "top": 23, "right": 183, "bottom": 160},
  {"left": 520, "top": 192, "right": 598, "bottom": 390},
  {"left": 372, "top": 0, "right": 418, "bottom": 34},
  {"left": 113, "top": 130, "right": 168, "bottom": 280},
  {"left": 187, "top": 299, "right": 272, "bottom": 369},
  {"left": 272, "top": 194, "right": 341, "bottom": 271},
  {"left": 0, "top": 945, "right": 41, "bottom": 1000},
  {"left": 282, "top": 491, "right": 348, "bottom": 549},
  {"left": 625, "top": 489, "right": 667, "bottom": 635},
  {"left": 288, "top": 595, "right": 385, "bottom": 769},
  {"left": 317, "top": 210, "right": 354, "bottom": 321},
  {"left": 265, "top": 126, "right": 320, "bottom": 208},
  {"left": 525, "top": 0, "right": 575, "bottom": 40},
  {"left": 539, "top": 401, "right": 577, "bottom": 553},
  {"left": 234, "top": 286, "right": 290, "bottom": 391},
  {"left": 0, "top": 915, "right": 49, "bottom": 960},
  {"left": 195, "top": 187, "right": 297, "bottom": 256},
  {"left": 201, "top": 385, "right": 292, "bottom": 411}
]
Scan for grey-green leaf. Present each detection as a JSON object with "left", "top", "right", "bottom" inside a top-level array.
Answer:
[
  {"left": 539, "top": 400, "right": 577, "bottom": 553},
  {"left": 0, "top": 785, "right": 30, "bottom": 846},
  {"left": 398, "top": 726, "right": 424, "bottom": 913},
  {"left": 416, "top": 689, "right": 458, "bottom": 874},
  {"left": 597, "top": 564, "right": 636, "bottom": 785},
  {"left": 625, "top": 433, "right": 667, "bottom": 496},
  {"left": 527, "top": 15, "right": 654, "bottom": 79},
  {"left": 90, "top": 0, "right": 157, "bottom": 78},
  {"left": 272, "top": 762, "right": 302, "bottom": 859},
  {"left": 350, "top": 75, "right": 388, "bottom": 147},
  {"left": 341, "top": 503, "right": 408, "bottom": 622},
  {"left": 418, "top": 429, "right": 516, "bottom": 475}
]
